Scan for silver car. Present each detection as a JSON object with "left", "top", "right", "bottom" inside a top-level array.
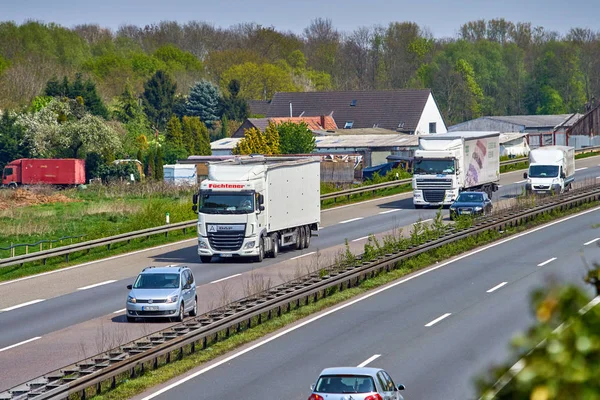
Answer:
[
  {"left": 126, "top": 265, "right": 197, "bottom": 322},
  {"left": 309, "top": 367, "right": 406, "bottom": 400}
]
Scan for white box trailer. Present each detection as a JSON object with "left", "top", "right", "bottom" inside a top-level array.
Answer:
[
  {"left": 412, "top": 131, "right": 500, "bottom": 208},
  {"left": 192, "top": 156, "right": 320, "bottom": 262},
  {"left": 525, "top": 146, "right": 575, "bottom": 194},
  {"left": 163, "top": 164, "right": 197, "bottom": 185}
]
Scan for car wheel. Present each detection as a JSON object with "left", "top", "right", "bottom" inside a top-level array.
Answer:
[
  {"left": 269, "top": 234, "right": 279, "bottom": 258},
  {"left": 189, "top": 297, "right": 198, "bottom": 316},
  {"left": 8, "top": 182, "right": 17, "bottom": 190},
  {"left": 200, "top": 256, "right": 212, "bottom": 263},
  {"left": 175, "top": 302, "right": 185, "bottom": 322},
  {"left": 126, "top": 316, "right": 135, "bottom": 323}
]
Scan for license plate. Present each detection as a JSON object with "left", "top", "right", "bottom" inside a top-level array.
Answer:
[
  {"left": 461, "top": 210, "right": 471, "bottom": 214},
  {"left": 220, "top": 254, "right": 233, "bottom": 258},
  {"left": 142, "top": 306, "right": 158, "bottom": 311}
]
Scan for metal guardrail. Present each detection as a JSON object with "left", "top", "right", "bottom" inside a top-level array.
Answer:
[
  {"left": 320, "top": 178, "right": 412, "bottom": 201},
  {"left": 2, "top": 183, "right": 600, "bottom": 400},
  {"left": 0, "top": 236, "right": 87, "bottom": 258}
]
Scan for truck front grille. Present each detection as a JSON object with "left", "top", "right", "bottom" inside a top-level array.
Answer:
[
  {"left": 423, "top": 190, "right": 446, "bottom": 203},
  {"left": 415, "top": 179, "right": 453, "bottom": 189},
  {"left": 208, "top": 232, "right": 244, "bottom": 251}
]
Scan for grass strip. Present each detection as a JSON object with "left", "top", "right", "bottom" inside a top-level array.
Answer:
[{"left": 85, "top": 198, "right": 600, "bottom": 400}]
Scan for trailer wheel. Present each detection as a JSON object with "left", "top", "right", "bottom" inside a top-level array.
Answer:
[
  {"left": 294, "top": 228, "right": 303, "bottom": 250},
  {"left": 268, "top": 233, "right": 279, "bottom": 258},
  {"left": 304, "top": 226, "right": 311, "bottom": 248}
]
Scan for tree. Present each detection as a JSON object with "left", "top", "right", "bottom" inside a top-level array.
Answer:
[
  {"left": 0, "top": 111, "right": 31, "bottom": 171},
  {"left": 44, "top": 73, "right": 109, "bottom": 119},
  {"left": 146, "top": 148, "right": 155, "bottom": 179},
  {"left": 165, "top": 115, "right": 184, "bottom": 147},
  {"left": 154, "top": 146, "right": 164, "bottom": 180},
  {"left": 113, "top": 83, "right": 143, "bottom": 123},
  {"left": 85, "top": 151, "right": 103, "bottom": 180},
  {"left": 185, "top": 80, "right": 221, "bottom": 127},
  {"left": 277, "top": 121, "right": 316, "bottom": 154},
  {"left": 181, "top": 116, "right": 211, "bottom": 155},
  {"left": 17, "top": 98, "right": 121, "bottom": 159},
  {"left": 233, "top": 122, "right": 279, "bottom": 155},
  {"left": 221, "top": 62, "right": 298, "bottom": 100},
  {"left": 220, "top": 79, "right": 249, "bottom": 121},
  {"left": 142, "top": 70, "right": 177, "bottom": 129}
]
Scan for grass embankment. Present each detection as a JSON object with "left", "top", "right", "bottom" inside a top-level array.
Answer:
[
  {"left": 85, "top": 197, "right": 600, "bottom": 400},
  {"left": 0, "top": 183, "right": 197, "bottom": 282}
]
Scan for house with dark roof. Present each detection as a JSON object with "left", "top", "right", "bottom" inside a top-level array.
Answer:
[
  {"left": 449, "top": 114, "right": 583, "bottom": 134},
  {"left": 248, "top": 100, "right": 271, "bottom": 116},
  {"left": 265, "top": 89, "right": 447, "bottom": 135},
  {"left": 232, "top": 115, "right": 338, "bottom": 138}
]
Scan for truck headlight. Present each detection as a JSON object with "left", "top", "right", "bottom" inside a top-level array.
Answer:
[
  {"left": 166, "top": 295, "right": 178, "bottom": 303},
  {"left": 127, "top": 296, "right": 136, "bottom": 304},
  {"left": 244, "top": 241, "right": 256, "bottom": 249},
  {"left": 198, "top": 239, "right": 208, "bottom": 249}
]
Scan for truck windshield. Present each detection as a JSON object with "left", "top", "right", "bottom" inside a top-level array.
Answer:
[
  {"left": 199, "top": 192, "right": 255, "bottom": 214},
  {"left": 414, "top": 159, "right": 455, "bottom": 175},
  {"left": 529, "top": 165, "right": 559, "bottom": 178}
]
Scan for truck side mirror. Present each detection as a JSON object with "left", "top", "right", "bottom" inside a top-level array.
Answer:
[
  {"left": 561, "top": 172, "right": 565, "bottom": 179},
  {"left": 523, "top": 172, "right": 528, "bottom": 179},
  {"left": 192, "top": 193, "right": 198, "bottom": 205},
  {"left": 258, "top": 194, "right": 264, "bottom": 205}
]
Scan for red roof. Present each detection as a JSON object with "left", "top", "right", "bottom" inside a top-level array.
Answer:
[{"left": 269, "top": 116, "right": 338, "bottom": 131}]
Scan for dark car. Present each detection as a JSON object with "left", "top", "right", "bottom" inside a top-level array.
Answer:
[{"left": 449, "top": 192, "right": 492, "bottom": 220}]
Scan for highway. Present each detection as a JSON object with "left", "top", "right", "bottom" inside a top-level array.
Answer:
[
  {"left": 0, "top": 156, "right": 599, "bottom": 391},
  {"left": 134, "top": 204, "right": 600, "bottom": 400}
]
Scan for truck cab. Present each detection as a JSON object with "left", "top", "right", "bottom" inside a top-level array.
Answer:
[
  {"left": 2, "top": 160, "right": 20, "bottom": 188},
  {"left": 524, "top": 146, "right": 575, "bottom": 195},
  {"left": 412, "top": 151, "right": 460, "bottom": 208}
]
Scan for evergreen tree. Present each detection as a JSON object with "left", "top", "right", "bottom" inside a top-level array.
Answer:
[
  {"left": 221, "top": 79, "right": 250, "bottom": 121},
  {"left": 44, "top": 74, "right": 108, "bottom": 119},
  {"left": 146, "top": 149, "right": 155, "bottom": 179},
  {"left": 136, "top": 149, "right": 143, "bottom": 164},
  {"left": 0, "top": 112, "right": 31, "bottom": 171},
  {"left": 221, "top": 116, "right": 229, "bottom": 139},
  {"left": 113, "top": 83, "right": 143, "bottom": 123},
  {"left": 185, "top": 80, "right": 221, "bottom": 127},
  {"left": 233, "top": 123, "right": 279, "bottom": 155},
  {"left": 278, "top": 121, "right": 316, "bottom": 154},
  {"left": 155, "top": 146, "right": 164, "bottom": 180},
  {"left": 181, "top": 116, "right": 196, "bottom": 155},
  {"left": 194, "top": 120, "right": 212, "bottom": 155},
  {"left": 165, "top": 115, "right": 184, "bottom": 147},
  {"left": 142, "top": 70, "right": 177, "bottom": 129}
]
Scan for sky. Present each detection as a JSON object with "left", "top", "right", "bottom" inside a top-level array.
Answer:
[{"left": 1, "top": 0, "right": 599, "bottom": 38}]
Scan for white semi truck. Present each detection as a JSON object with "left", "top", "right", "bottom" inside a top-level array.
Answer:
[
  {"left": 191, "top": 156, "right": 321, "bottom": 263},
  {"left": 524, "top": 146, "right": 575, "bottom": 195},
  {"left": 412, "top": 131, "right": 501, "bottom": 208}
]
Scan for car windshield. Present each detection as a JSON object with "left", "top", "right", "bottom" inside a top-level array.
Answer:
[
  {"left": 199, "top": 192, "right": 254, "bottom": 214},
  {"left": 456, "top": 193, "right": 483, "bottom": 202},
  {"left": 529, "top": 165, "right": 559, "bottom": 178},
  {"left": 315, "top": 375, "right": 376, "bottom": 394},
  {"left": 133, "top": 273, "right": 180, "bottom": 289},
  {"left": 3, "top": 167, "right": 13, "bottom": 178},
  {"left": 414, "top": 159, "right": 455, "bottom": 175}
]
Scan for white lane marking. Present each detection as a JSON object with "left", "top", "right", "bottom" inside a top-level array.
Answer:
[
  {"left": 576, "top": 167, "right": 588, "bottom": 171},
  {"left": 584, "top": 238, "right": 600, "bottom": 246},
  {"left": 113, "top": 308, "right": 126, "bottom": 314},
  {"left": 357, "top": 354, "right": 381, "bottom": 368},
  {"left": 318, "top": 227, "right": 325, "bottom": 230},
  {"left": 0, "top": 299, "right": 45, "bottom": 312},
  {"left": 0, "top": 337, "right": 42, "bottom": 353},
  {"left": 414, "top": 219, "right": 433, "bottom": 225},
  {"left": 321, "top": 193, "right": 411, "bottom": 212},
  {"left": 210, "top": 274, "right": 242, "bottom": 284},
  {"left": 537, "top": 257, "right": 557, "bottom": 267},
  {"left": 596, "top": 177, "right": 600, "bottom": 179},
  {"left": 497, "top": 185, "right": 503, "bottom": 188},
  {"left": 486, "top": 282, "right": 508, "bottom": 293},
  {"left": 379, "top": 209, "right": 401, "bottom": 214},
  {"left": 339, "top": 217, "right": 364, "bottom": 224},
  {"left": 138, "top": 206, "right": 600, "bottom": 400},
  {"left": 0, "top": 239, "right": 197, "bottom": 287},
  {"left": 515, "top": 179, "right": 527, "bottom": 184},
  {"left": 77, "top": 280, "right": 117, "bottom": 291},
  {"left": 290, "top": 252, "right": 316, "bottom": 260},
  {"left": 352, "top": 236, "right": 370, "bottom": 242},
  {"left": 425, "top": 313, "right": 452, "bottom": 327}
]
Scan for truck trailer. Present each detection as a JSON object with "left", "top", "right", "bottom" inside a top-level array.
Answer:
[
  {"left": 524, "top": 146, "right": 575, "bottom": 195},
  {"left": 412, "top": 131, "right": 501, "bottom": 208},
  {"left": 2, "top": 158, "right": 86, "bottom": 188},
  {"left": 191, "top": 156, "right": 321, "bottom": 263}
]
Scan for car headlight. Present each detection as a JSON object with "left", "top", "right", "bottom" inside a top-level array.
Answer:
[
  {"left": 474, "top": 206, "right": 483, "bottom": 211},
  {"left": 166, "top": 295, "right": 178, "bottom": 303},
  {"left": 198, "top": 239, "right": 208, "bottom": 249},
  {"left": 127, "top": 296, "right": 136, "bottom": 304},
  {"left": 244, "top": 241, "right": 255, "bottom": 249}
]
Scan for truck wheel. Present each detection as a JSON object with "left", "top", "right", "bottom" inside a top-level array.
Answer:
[
  {"left": 255, "top": 236, "right": 265, "bottom": 262},
  {"left": 304, "top": 226, "right": 311, "bottom": 248},
  {"left": 200, "top": 256, "right": 212, "bottom": 263},
  {"left": 294, "top": 228, "right": 303, "bottom": 250},
  {"left": 268, "top": 234, "right": 279, "bottom": 258}
]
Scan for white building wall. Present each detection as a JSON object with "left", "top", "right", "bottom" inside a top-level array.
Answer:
[{"left": 414, "top": 93, "right": 448, "bottom": 135}]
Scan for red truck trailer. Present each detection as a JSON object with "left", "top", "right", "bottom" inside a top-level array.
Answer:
[{"left": 2, "top": 159, "right": 86, "bottom": 188}]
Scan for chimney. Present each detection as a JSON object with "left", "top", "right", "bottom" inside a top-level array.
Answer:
[
  {"left": 320, "top": 115, "right": 325, "bottom": 128},
  {"left": 289, "top": 102, "right": 293, "bottom": 117}
]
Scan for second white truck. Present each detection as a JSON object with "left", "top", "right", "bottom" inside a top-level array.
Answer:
[
  {"left": 524, "top": 146, "right": 575, "bottom": 195},
  {"left": 191, "top": 155, "right": 321, "bottom": 263},
  {"left": 412, "top": 131, "right": 501, "bottom": 208}
]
